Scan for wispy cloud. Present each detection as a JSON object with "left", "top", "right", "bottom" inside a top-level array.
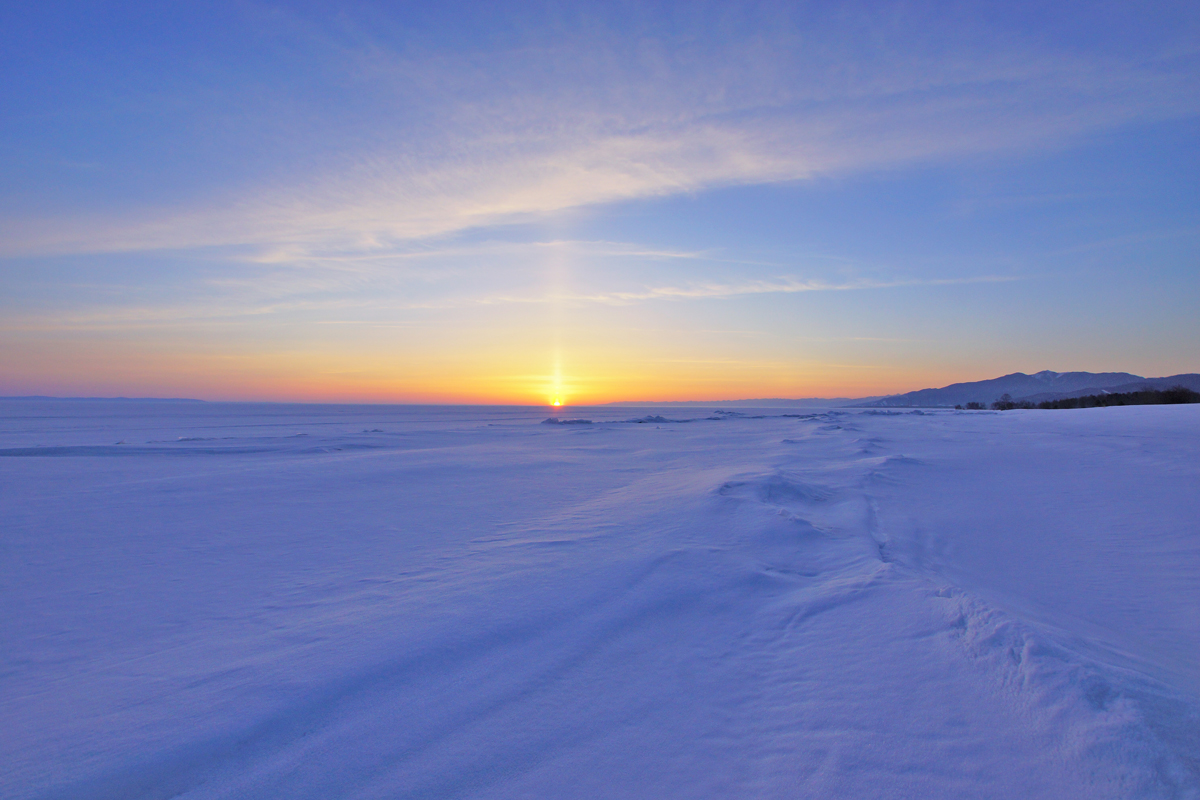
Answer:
[
  {"left": 462, "top": 274, "right": 1020, "bottom": 308},
  {"left": 2, "top": 5, "right": 1196, "bottom": 259},
  {"left": 0, "top": 263, "right": 1020, "bottom": 331}
]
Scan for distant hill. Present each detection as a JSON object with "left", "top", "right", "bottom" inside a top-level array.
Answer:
[
  {"left": 607, "top": 372, "right": 1200, "bottom": 409},
  {"left": 1016, "top": 374, "right": 1200, "bottom": 404},
  {"left": 859, "top": 371, "right": 1200, "bottom": 408}
]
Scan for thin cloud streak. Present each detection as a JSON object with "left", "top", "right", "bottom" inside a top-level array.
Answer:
[
  {"left": 469, "top": 274, "right": 1021, "bottom": 308},
  {"left": 0, "top": 273, "right": 1021, "bottom": 331}
]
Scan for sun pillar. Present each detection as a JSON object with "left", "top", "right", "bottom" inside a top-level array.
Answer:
[{"left": 550, "top": 347, "right": 564, "bottom": 406}]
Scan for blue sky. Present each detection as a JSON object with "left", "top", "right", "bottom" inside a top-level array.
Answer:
[{"left": 1, "top": 1, "right": 1197, "bottom": 402}]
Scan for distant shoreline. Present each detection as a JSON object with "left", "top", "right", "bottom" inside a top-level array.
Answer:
[{"left": 603, "top": 398, "right": 865, "bottom": 408}]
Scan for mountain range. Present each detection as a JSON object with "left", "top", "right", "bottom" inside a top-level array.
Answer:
[
  {"left": 858, "top": 371, "right": 1200, "bottom": 408},
  {"left": 608, "top": 371, "right": 1200, "bottom": 409}
]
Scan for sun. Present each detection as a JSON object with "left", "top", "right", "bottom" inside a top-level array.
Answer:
[{"left": 551, "top": 398, "right": 562, "bottom": 407}]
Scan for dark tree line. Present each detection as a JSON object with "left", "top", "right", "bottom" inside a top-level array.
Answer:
[
  {"left": 1036, "top": 386, "right": 1200, "bottom": 409},
  {"left": 954, "top": 386, "right": 1200, "bottom": 411},
  {"left": 991, "top": 394, "right": 1035, "bottom": 411}
]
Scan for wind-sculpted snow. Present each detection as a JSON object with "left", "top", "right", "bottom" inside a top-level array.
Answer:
[{"left": 1, "top": 400, "right": 1197, "bottom": 798}]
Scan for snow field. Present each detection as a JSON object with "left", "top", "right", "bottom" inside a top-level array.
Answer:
[{"left": 1, "top": 401, "right": 1197, "bottom": 798}]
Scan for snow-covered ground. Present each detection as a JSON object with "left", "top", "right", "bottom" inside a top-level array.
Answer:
[{"left": 2, "top": 400, "right": 1197, "bottom": 799}]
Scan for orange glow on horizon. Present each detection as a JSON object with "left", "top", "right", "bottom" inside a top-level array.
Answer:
[
  {"left": 3, "top": 332, "right": 1085, "bottom": 405},
  {"left": 1, "top": 361, "right": 988, "bottom": 406}
]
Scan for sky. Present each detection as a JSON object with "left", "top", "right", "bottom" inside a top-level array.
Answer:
[{"left": 1, "top": 1, "right": 1198, "bottom": 404}]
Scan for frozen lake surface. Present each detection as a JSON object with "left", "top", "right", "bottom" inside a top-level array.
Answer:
[{"left": 2, "top": 400, "right": 1198, "bottom": 799}]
